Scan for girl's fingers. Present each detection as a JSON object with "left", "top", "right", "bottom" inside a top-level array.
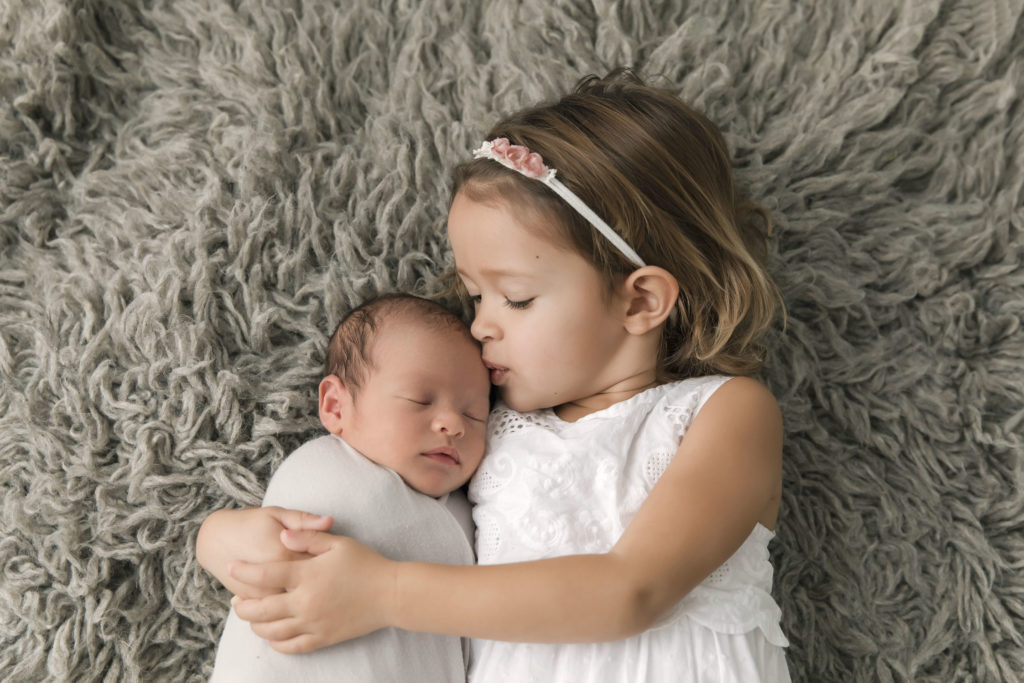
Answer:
[
  {"left": 232, "top": 592, "right": 293, "bottom": 623},
  {"left": 229, "top": 560, "right": 299, "bottom": 592},
  {"left": 278, "top": 529, "right": 339, "bottom": 556},
  {"left": 293, "top": 510, "right": 333, "bottom": 531},
  {"left": 268, "top": 633, "right": 323, "bottom": 655},
  {"left": 249, "top": 616, "right": 306, "bottom": 643},
  {"left": 268, "top": 507, "right": 333, "bottom": 532},
  {"left": 230, "top": 583, "right": 279, "bottom": 600}
]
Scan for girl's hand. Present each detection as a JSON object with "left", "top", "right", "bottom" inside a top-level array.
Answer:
[
  {"left": 196, "top": 507, "right": 334, "bottom": 599},
  {"left": 230, "top": 530, "right": 396, "bottom": 654}
]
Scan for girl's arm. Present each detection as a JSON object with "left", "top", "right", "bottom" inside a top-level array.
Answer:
[
  {"left": 231, "top": 377, "right": 783, "bottom": 652},
  {"left": 196, "top": 506, "right": 333, "bottom": 599}
]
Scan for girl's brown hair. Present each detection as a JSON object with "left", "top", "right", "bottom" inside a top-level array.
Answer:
[{"left": 451, "top": 69, "right": 781, "bottom": 379}]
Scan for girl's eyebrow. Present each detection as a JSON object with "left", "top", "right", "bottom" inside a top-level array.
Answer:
[{"left": 459, "top": 266, "right": 533, "bottom": 279}]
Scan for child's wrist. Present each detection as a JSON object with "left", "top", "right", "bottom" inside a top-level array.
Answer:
[{"left": 383, "top": 559, "right": 403, "bottom": 629}]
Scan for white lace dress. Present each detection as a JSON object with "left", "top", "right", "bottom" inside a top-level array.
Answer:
[{"left": 467, "top": 376, "right": 790, "bottom": 683}]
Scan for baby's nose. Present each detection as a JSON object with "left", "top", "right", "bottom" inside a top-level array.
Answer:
[{"left": 434, "top": 411, "right": 465, "bottom": 438}]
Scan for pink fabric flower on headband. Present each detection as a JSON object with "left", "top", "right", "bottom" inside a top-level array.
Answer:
[
  {"left": 487, "top": 138, "right": 548, "bottom": 178},
  {"left": 472, "top": 137, "right": 646, "bottom": 267}
]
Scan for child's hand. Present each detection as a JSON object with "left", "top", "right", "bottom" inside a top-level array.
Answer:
[
  {"left": 196, "top": 507, "right": 334, "bottom": 599},
  {"left": 229, "top": 530, "right": 395, "bottom": 653}
]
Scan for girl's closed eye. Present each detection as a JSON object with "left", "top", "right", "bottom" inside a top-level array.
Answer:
[
  {"left": 503, "top": 298, "right": 534, "bottom": 310},
  {"left": 464, "top": 292, "right": 532, "bottom": 310}
]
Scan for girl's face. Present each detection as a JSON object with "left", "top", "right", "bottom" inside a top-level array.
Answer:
[{"left": 447, "top": 191, "right": 634, "bottom": 414}]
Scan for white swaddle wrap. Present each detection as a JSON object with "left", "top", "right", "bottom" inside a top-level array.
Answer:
[{"left": 210, "top": 434, "right": 475, "bottom": 683}]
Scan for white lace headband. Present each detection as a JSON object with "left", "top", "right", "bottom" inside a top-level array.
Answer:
[{"left": 472, "top": 138, "right": 646, "bottom": 268}]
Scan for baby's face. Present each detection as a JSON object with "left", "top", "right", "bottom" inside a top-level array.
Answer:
[{"left": 340, "top": 320, "right": 491, "bottom": 498}]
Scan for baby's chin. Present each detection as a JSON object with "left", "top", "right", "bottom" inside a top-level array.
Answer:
[{"left": 406, "top": 474, "right": 473, "bottom": 499}]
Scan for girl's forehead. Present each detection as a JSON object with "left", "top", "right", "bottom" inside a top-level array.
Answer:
[
  {"left": 450, "top": 191, "right": 570, "bottom": 245},
  {"left": 450, "top": 200, "right": 576, "bottom": 270}
]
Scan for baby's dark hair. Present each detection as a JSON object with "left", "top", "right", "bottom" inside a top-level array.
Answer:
[
  {"left": 451, "top": 68, "right": 781, "bottom": 379},
  {"left": 325, "top": 294, "right": 474, "bottom": 397}
]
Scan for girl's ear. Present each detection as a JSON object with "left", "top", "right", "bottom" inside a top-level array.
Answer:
[
  {"left": 621, "top": 266, "right": 679, "bottom": 336},
  {"left": 318, "top": 375, "right": 352, "bottom": 435}
]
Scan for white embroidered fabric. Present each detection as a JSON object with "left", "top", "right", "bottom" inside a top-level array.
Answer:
[{"left": 468, "top": 376, "right": 790, "bottom": 683}]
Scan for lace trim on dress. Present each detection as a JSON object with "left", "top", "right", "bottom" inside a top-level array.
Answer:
[
  {"left": 475, "top": 516, "right": 502, "bottom": 558},
  {"left": 645, "top": 378, "right": 729, "bottom": 486},
  {"left": 490, "top": 376, "right": 727, "bottom": 438},
  {"left": 643, "top": 451, "right": 674, "bottom": 486},
  {"left": 705, "top": 561, "right": 732, "bottom": 586},
  {"left": 489, "top": 409, "right": 549, "bottom": 438},
  {"left": 473, "top": 468, "right": 506, "bottom": 495},
  {"left": 663, "top": 393, "right": 702, "bottom": 431}
]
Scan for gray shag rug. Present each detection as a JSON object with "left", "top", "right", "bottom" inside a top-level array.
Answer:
[{"left": 2, "top": 1, "right": 1022, "bottom": 681}]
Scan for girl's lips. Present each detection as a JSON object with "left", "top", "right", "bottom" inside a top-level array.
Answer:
[{"left": 483, "top": 360, "right": 508, "bottom": 385}]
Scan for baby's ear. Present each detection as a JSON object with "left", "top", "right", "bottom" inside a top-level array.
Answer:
[
  {"left": 621, "top": 266, "right": 679, "bottom": 335},
  {"left": 318, "top": 375, "right": 352, "bottom": 435}
]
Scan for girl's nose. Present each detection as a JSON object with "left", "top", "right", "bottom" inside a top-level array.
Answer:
[
  {"left": 433, "top": 411, "right": 465, "bottom": 439},
  {"left": 470, "top": 308, "right": 500, "bottom": 342}
]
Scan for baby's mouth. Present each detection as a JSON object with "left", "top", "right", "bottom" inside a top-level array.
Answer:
[{"left": 422, "top": 446, "right": 460, "bottom": 466}]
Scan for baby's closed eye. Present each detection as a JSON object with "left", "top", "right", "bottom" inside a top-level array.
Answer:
[{"left": 401, "top": 396, "right": 486, "bottom": 424}]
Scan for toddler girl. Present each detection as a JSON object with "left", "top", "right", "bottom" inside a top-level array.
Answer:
[{"left": 215, "top": 69, "right": 790, "bottom": 682}]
